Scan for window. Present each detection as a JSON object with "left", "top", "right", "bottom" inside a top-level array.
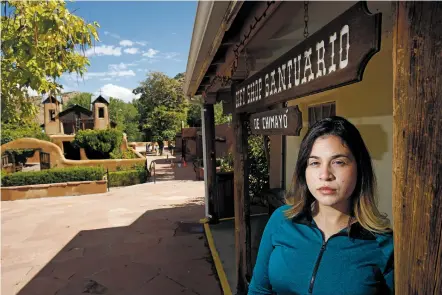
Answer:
[
  {"left": 49, "top": 109, "right": 56, "bottom": 121},
  {"left": 308, "top": 102, "right": 336, "bottom": 128},
  {"left": 98, "top": 107, "right": 105, "bottom": 118}
]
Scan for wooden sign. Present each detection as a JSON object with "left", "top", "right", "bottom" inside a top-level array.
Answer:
[
  {"left": 234, "top": 2, "right": 381, "bottom": 113},
  {"left": 249, "top": 106, "right": 302, "bottom": 136}
]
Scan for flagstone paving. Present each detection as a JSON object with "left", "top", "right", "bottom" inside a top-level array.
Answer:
[{"left": 1, "top": 180, "right": 221, "bottom": 295}]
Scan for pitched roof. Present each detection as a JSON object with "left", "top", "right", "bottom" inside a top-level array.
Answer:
[
  {"left": 91, "top": 95, "right": 109, "bottom": 105},
  {"left": 58, "top": 104, "right": 93, "bottom": 117},
  {"left": 42, "top": 95, "right": 62, "bottom": 104}
]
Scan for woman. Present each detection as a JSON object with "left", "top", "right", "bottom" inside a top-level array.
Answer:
[{"left": 248, "top": 116, "right": 394, "bottom": 295}]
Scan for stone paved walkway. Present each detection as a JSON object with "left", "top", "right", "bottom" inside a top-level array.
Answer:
[{"left": 1, "top": 180, "right": 221, "bottom": 295}]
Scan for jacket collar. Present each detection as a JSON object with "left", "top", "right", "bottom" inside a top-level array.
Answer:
[{"left": 292, "top": 210, "right": 376, "bottom": 240}]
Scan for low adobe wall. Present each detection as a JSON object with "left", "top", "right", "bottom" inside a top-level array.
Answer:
[
  {"left": 1, "top": 138, "right": 146, "bottom": 172},
  {"left": 1, "top": 180, "right": 107, "bottom": 201}
]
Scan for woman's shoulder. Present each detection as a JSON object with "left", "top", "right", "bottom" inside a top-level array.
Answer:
[
  {"left": 266, "top": 205, "right": 292, "bottom": 227},
  {"left": 373, "top": 231, "right": 394, "bottom": 265}
]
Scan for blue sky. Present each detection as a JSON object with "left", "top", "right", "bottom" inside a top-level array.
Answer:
[{"left": 59, "top": 1, "right": 197, "bottom": 102}]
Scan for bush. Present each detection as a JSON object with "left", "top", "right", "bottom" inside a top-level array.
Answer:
[
  {"left": 1, "top": 166, "right": 105, "bottom": 187},
  {"left": 110, "top": 149, "right": 138, "bottom": 159},
  {"left": 115, "top": 163, "right": 146, "bottom": 172},
  {"left": 73, "top": 129, "right": 123, "bottom": 159},
  {"left": 108, "top": 169, "right": 147, "bottom": 187}
]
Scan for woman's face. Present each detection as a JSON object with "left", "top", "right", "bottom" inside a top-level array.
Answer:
[{"left": 305, "top": 135, "right": 358, "bottom": 211}]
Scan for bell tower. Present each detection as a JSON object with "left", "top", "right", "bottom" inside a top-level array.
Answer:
[{"left": 43, "top": 95, "right": 62, "bottom": 135}]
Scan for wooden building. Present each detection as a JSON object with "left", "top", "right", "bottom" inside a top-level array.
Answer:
[{"left": 184, "top": 1, "right": 441, "bottom": 294}]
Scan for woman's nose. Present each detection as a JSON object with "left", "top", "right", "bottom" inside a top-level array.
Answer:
[{"left": 319, "top": 165, "right": 334, "bottom": 181}]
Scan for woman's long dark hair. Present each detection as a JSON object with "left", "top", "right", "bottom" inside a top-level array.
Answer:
[{"left": 285, "top": 116, "right": 391, "bottom": 233}]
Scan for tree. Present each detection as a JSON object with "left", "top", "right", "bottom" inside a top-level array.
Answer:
[
  {"left": 214, "top": 102, "right": 231, "bottom": 125},
  {"left": 187, "top": 103, "right": 202, "bottom": 127},
  {"left": 145, "top": 105, "right": 186, "bottom": 146},
  {"left": 133, "top": 72, "right": 187, "bottom": 115},
  {"left": 186, "top": 101, "right": 231, "bottom": 127},
  {"left": 108, "top": 97, "right": 142, "bottom": 142},
  {"left": 1, "top": 0, "right": 99, "bottom": 124},
  {"left": 133, "top": 71, "right": 188, "bottom": 144},
  {"left": 65, "top": 93, "right": 92, "bottom": 110}
]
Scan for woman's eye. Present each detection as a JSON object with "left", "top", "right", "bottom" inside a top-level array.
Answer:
[
  {"left": 333, "top": 160, "right": 346, "bottom": 166},
  {"left": 309, "top": 161, "right": 320, "bottom": 166}
]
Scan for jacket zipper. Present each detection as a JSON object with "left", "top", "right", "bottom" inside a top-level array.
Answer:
[
  {"left": 308, "top": 228, "right": 347, "bottom": 294},
  {"left": 308, "top": 238, "right": 327, "bottom": 293}
]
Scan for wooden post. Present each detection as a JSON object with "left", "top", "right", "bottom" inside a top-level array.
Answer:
[
  {"left": 392, "top": 2, "right": 442, "bottom": 294},
  {"left": 232, "top": 83, "right": 251, "bottom": 294},
  {"left": 203, "top": 103, "right": 218, "bottom": 222}
]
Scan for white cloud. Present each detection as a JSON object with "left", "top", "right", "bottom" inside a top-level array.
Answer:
[
  {"left": 124, "top": 47, "right": 139, "bottom": 54},
  {"left": 85, "top": 45, "right": 122, "bottom": 57},
  {"left": 86, "top": 70, "right": 136, "bottom": 79},
  {"left": 108, "top": 62, "right": 128, "bottom": 71},
  {"left": 104, "top": 31, "right": 121, "bottom": 39},
  {"left": 95, "top": 84, "right": 141, "bottom": 102},
  {"left": 135, "top": 41, "right": 148, "bottom": 46},
  {"left": 164, "top": 52, "right": 180, "bottom": 59},
  {"left": 142, "top": 48, "right": 159, "bottom": 58},
  {"left": 119, "top": 40, "right": 134, "bottom": 47},
  {"left": 100, "top": 77, "right": 112, "bottom": 81}
]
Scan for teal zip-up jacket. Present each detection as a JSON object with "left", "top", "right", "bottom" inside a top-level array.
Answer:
[{"left": 248, "top": 205, "right": 394, "bottom": 295}]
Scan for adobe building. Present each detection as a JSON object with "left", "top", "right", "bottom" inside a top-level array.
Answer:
[{"left": 42, "top": 94, "right": 113, "bottom": 136}]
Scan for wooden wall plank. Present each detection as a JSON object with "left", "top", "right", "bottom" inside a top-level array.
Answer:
[{"left": 392, "top": 2, "right": 442, "bottom": 294}]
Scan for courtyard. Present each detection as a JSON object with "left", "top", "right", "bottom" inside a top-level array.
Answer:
[{"left": 1, "top": 180, "right": 221, "bottom": 295}]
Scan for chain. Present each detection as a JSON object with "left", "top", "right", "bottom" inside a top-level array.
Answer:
[
  {"left": 303, "top": 1, "right": 309, "bottom": 39},
  {"left": 203, "top": 1, "right": 276, "bottom": 97},
  {"left": 244, "top": 48, "right": 250, "bottom": 77}
]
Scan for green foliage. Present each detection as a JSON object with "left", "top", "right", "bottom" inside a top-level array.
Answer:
[
  {"left": 108, "top": 97, "right": 143, "bottom": 142},
  {"left": 248, "top": 135, "right": 269, "bottom": 200},
  {"left": 219, "top": 153, "right": 234, "bottom": 172},
  {"left": 185, "top": 101, "right": 231, "bottom": 128},
  {"left": 133, "top": 72, "right": 188, "bottom": 142},
  {"left": 115, "top": 163, "right": 146, "bottom": 172},
  {"left": 1, "top": 122, "right": 50, "bottom": 145},
  {"left": 1, "top": 0, "right": 100, "bottom": 124},
  {"left": 187, "top": 103, "right": 202, "bottom": 127},
  {"left": 65, "top": 92, "right": 92, "bottom": 110},
  {"left": 214, "top": 102, "right": 232, "bottom": 125},
  {"left": 73, "top": 129, "right": 123, "bottom": 159},
  {"left": 109, "top": 149, "right": 137, "bottom": 160},
  {"left": 108, "top": 169, "right": 147, "bottom": 187},
  {"left": 146, "top": 105, "right": 187, "bottom": 143},
  {"left": 1, "top": 166, "right": 104, "bottom": 187}
]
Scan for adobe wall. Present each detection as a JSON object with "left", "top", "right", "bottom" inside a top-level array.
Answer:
[
  {"left": 1, "top": 138, "right": 146, "bottom": 172},
  {"left": 1, "top": 180, "right": 107, "bottom": 201}
]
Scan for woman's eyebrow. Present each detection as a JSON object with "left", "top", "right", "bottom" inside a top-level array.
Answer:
[{"left": 308, "top": 154, "right": 351, "bottom": 160}]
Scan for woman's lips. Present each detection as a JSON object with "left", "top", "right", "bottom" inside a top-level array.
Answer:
[{"left": 318, "top": 187, "right": 336, "bottom": 195}]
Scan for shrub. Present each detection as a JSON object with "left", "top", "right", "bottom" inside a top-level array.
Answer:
[
  {"left": 1, "top": 166, "right": 105, "bottom": 187},
  {"left": 73, "top": 129, "right": 123, "bottom": 159},
  {"left": 108, "top": 169, "right": 147, "bottom": 187},
  {"left": 110, "top": 149, "right": 137, "bottom": 159},
  {"left": 115, "top": 163, "right": 146, "bottom": 172}
]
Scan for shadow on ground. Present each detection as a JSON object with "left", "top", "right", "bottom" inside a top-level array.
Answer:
[{"left": 16, "top": 201, "right": 221, "bottom": 295}]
